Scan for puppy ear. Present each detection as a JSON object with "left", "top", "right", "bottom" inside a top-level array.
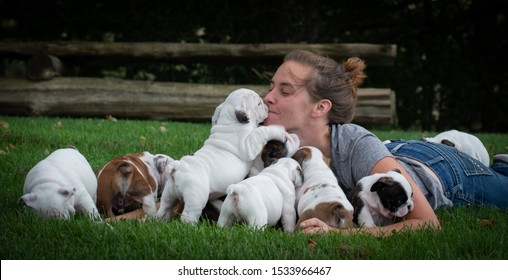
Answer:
[
  {"left": 370, "top": 178, "right": 388, "bottom": 192},
  {"left": 19, "top": 193, "right": 37, "bottom": 206},
  {"left": 292, "top": 166, "right": 304, "bottom": 187},
  {"left": 235, "top": 109, "right": 249, "bottom": 124},
  {"left": 391, "top": 168, "right": 402, "bottom": 174},
  {"left": 292, "top": 147, "right": 311, "bottom": 166},
  {"left": 58, "top": 186, "right": 76, "bottom": 198},
  {"left": 441, "top": 139, "right": 455, "bottom": 147},
  {"left": 211, "top": 102, "right": 225, "bottom": 125}
]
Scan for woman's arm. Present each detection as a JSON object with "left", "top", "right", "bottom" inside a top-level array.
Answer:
[{"left": 299, "top": 157, "right": 440, "bottom": 236}]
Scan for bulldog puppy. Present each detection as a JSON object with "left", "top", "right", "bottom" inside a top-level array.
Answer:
[
  {"left": 152, "top": 153, "right": 174, "bottom": 197},
  {"left": 218, "top": 158, "right": 303, "bottom": 232},
  {"left": 424, "top": 129, "right": 490, "bottom": 166},
  {"left": 19, "top": 146, "right": 100, "bottom": 219},
  {"left": 249, "top": 133, "right": 300, "bottom": 176},
  {"left": 350, "top": 169, "right": 414, "bottom": 228},
  {"left": 157, "top": 88, "right": 287, "bottom": 224},
  {"left": 96, "top": 152, "right": 173, "bottom": 218},
  {"left": 292, "top": 146, "right": 354, "bottom": 229}
]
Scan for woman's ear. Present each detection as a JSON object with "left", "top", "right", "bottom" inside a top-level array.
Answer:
[{"left": 312, "top": 99, "right": 332, "bottom": 117}]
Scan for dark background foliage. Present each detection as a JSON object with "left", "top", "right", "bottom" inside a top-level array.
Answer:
[{"left": 1, "top": 0, "right": 507, "bottom": 132}]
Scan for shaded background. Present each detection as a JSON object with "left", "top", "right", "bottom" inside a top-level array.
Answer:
[{"left": 1, "top": 0, "right": 507, "bottom": 132}]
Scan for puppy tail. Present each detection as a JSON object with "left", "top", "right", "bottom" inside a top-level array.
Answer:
[
  {"left": 117, "top": 162, "right": 133, "bottom": 177},
  {"left": 227, "top": 185, "right": 241, "bottom": 208},
  {"left": 116, "top": 162, "right": 133, "bottom": 196}
]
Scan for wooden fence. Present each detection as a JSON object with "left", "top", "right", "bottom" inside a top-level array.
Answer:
[{"left": 0, "top": 42, "right": 397, "bottom": 125}]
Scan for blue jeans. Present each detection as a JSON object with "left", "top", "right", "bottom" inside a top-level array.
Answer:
[{"left": 385, "top": 140, "right": 508, "bottom": 208}]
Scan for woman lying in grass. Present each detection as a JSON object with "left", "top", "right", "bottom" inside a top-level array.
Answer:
[
  {"left": 263, "top": 50, "right": 508, "bottom": 236},
  {"left": 113, "top": 50, "right": 508, "bottom": 237}
]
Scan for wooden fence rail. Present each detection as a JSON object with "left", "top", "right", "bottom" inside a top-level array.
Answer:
[
  {"left": 0, "top": 77, "right": 396, "bottom": 125},
  {"left": 0, "top": 42, "right": 397, "bottom": 65},
  {"left": 0, "top": 42, "right": 398, "bottom": 126}
]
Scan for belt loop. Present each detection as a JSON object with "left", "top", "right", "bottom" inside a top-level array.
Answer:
[{"left": 389, "top": 142, "right": 406, "bottom": 154}]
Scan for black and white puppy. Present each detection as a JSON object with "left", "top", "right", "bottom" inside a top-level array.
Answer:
[
  {"left": 350, "top": 169, "right": 414, "bottom": 227},
  {"left": 249, "top": 133, "right": 300, "bottom": 176}
]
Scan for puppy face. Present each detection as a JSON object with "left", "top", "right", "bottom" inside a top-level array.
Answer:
[
  {"left": 297, "top": 201, "right": 353, "bottom": 228},
  {"left": 370, "top": 171, "right": 414, "bottom": 217},
  {"left": 211, "top": 88, "right": 268, "bottom": 126},
  {"left": 19, "top": 185, "right": 76, "bottom": 219},
  {"left": 261, "top": 140, "right": 287, "bottom": 167}
]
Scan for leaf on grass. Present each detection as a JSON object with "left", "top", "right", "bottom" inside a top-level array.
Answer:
[
  {"left": 0, "top": 120, "right": 9, "bottom": 129},
  {"left": 0, "top": 144, "right": 15, "bottom": 155},
  {"left": 159, "top": 126, "right": 167, "bottom": 133},
  {"left": 105, "top": 115, "right": 118, "bottom": 122},
  {"left": 139, "top": 135, "right": 146, "bottom": 142},
  {"left": 307, "top": 239, "right": 317, "bottom": 248},
  {"left": 52, "top": 121, "right": 63, "bottom": 129},
  {"left": 479, "top": 219, "right": 496, "bottom": 226}
]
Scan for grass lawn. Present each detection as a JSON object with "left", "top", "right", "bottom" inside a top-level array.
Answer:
[{"left": 1, "top": 115, "right": 508, "bottom": 260}]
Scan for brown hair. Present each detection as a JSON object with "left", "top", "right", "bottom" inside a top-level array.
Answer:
[{"left": 283, "top": 50, "right": 367, "bottom": 124}]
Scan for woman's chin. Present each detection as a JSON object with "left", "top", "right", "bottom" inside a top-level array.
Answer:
[{"left": 262, "top": 117, "right": 279, "bottom": 126}]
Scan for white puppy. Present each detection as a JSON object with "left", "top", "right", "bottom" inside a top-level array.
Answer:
[
  {"left": 350, "top": 169, "right": 414, "bottom": 228},
  {"left": 19, "top": 147, "right": 100, "bottom": 219},
  {"left": 218, "top": 158, "right": 303, "bottom": 232},
  {"left": 157, "top": 88, "right": 287, "bottom": 224},
  {"left": 292, "top": 146, "right": 354, "bottom": 229},
  {"left": 424, "top": 129, "right": 490, "bottom": 166}
]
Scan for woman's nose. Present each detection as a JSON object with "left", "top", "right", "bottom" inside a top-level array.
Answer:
[{"left": 263, "top": 90, "right": 275, "bottom": 104}]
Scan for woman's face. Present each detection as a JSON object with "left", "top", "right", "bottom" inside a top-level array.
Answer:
[{"left": 263, "top": 61, "right": 317, "bottom": 132}]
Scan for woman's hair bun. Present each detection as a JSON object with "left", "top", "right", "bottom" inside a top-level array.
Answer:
[{"left": 343, "top": 57, "right": 367, "bottom": 89}]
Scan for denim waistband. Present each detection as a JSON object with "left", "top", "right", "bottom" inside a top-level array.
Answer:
[{"left": 384, "top": 140, "right": 492, "bottom": 194}]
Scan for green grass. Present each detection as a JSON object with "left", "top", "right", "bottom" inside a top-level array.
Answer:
[{"left": 1, "top": 116, "right": 508, "bottom": 260}]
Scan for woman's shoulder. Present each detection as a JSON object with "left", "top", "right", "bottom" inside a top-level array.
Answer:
[
  {"left": 330, "top": 123, "right": 385, "bottom": 155},
  {"left": 330, "top": 123, "right": 374, "bottom": 138}
]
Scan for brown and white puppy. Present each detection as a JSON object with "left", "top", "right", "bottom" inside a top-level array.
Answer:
[
  {"left": 350, "top": 169, "right": 414, "bottom": 228},
  {"left": 218, "top": 158, "right": 303, "bottom": 232},
  {"left": 19, "top": 146, "right": 100, "bottom": 219},
  {"left": 157, "top": 88, "right": 287, "bottom": 224},
  {"left": 292, "top": 146, "right": 354, "bottom": 229},
  {"left": 96, "top": 152, "right": 173, "bottom": 218}
]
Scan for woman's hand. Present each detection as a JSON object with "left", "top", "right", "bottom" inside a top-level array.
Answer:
[{"left": 298, "top": 218, "right": 333, "bottom": 234}]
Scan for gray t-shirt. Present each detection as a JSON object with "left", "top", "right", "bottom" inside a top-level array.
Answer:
[{"left": 329, "top": 123, "right": 452, "bottom": 210}]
